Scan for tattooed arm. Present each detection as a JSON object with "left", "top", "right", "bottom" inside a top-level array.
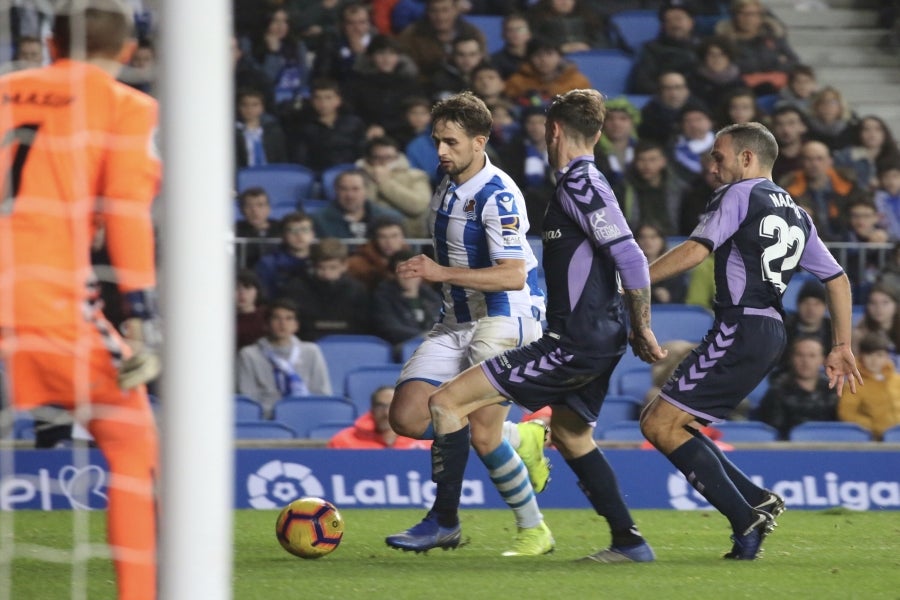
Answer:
[{"left": 624, "top": 286, "right": 667, "bottom": 363}]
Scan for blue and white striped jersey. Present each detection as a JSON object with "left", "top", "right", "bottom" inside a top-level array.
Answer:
[{"left": 430, "top": 155, "right": 545, "bottom": 324}]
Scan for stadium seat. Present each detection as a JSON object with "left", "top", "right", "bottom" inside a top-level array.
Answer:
[
  {"left": 882, "top": 425, "right": 900, "bottom": 442},
  {"left": 235, "top": 395, "right": 264, "bottom": 421},
  {"left": 852, "top": 304, "right": 864, "bottom": 326},
  {"left": 273, "top": 395, "right": 357, "bottom": 438},
  {"left": 317, "top": 335, "right": 395, "bottom": 397},
  {"left": 615, "top": 366, "right": 653, "bottom": 400},
  {"left": 651, "top": 304, "right": 714, "bottom": 343},
  {"left": 788, "top": 421, "right": 873, "bottom": 443},
  {"left": 756, "top": 93, "right": 780, "bottom": 115},
  {"left": 746, "top": 377, "right": 770, "bottom": 409},
  {"left": 12, "top": 412, "right": 35, "bottom": 441},
  {"left": 565, "top": 50, "right": 634, "bottom": 97},
  {"left": 345, "top": 365, "right": 404, "bottom": 415},
  {"left": 321, "top": 162, "right": 356, "bottom": 202},
  {"left": 464, "top": 15, "right": 504, "bottom": 53},
  {"left": 624, "top": 94, "right": 651, "bottom": 109},
  {"left": 307, "top": 422, "right": 352, "bottom": 440},
  {"left": 300, "top": 198, "right": 328, "bottom": 215},
  {"left": 235, "top": 421, "right": 296, "bottom": 440},
  {"left": 609, "top": 10, "right": 659, "bottom": 54},
  {"left": 237, "top": 164, "right": 316, "bottom": 218},
  {"left": 598, "top": 420, "right": 645, "bottom": 442},
  {"left": 400, "top": 335, "right": 424, "bottom": 363},
  {"left": 781, "top": 270, "right": 819, "bottom": 314},
  {"left": 594, "top": 396, "right": 641, "bottom": 437},
  {"left": 712, "top": 421, "right": 778, "bottom": 443}
]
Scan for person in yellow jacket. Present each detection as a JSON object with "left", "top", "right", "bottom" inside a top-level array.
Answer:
[{"left": 839, "top": 332, "right": 900, "bottom": 440}]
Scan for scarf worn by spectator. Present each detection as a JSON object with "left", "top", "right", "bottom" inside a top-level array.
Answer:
[{"left": 258, "top": 337, "right": 309, "bottom": 397}]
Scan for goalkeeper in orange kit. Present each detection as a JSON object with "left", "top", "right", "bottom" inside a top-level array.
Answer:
[{"left": 0, "top": 1, "right": 161, "bottom": 598}]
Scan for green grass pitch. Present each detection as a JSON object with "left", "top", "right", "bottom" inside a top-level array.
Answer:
[{"left": 7, "top": 508, "right": 900, "bottom": 599}]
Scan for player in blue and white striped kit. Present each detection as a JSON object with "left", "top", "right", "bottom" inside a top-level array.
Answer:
[
  {"left": 385, "top": 92, "right": 553, "bottom": 556},
  {"left": 643, "top": 122, "right": 863, "bottom": 560},
  {"left": 409, "top": 90, "right": 668, "bottom": 564}
]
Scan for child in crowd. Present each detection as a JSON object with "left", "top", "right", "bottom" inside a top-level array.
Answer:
[
  {"left": 839, "top": 332, "right": 900, "bottom": 440},
  {"left": 255, "top": 212, "right": 316, "bottom": 299},
  {"left": 874, "top": 159, "right": 900, "bottom": 240}
]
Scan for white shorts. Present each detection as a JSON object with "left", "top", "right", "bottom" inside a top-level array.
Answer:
[{"left": 399, "top": 316, "right": 542, "bottom": 386}]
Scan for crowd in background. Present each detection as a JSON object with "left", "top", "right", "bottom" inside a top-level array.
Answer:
[{"left": 3, "top": 0, "right": 900, "bottom": 444}]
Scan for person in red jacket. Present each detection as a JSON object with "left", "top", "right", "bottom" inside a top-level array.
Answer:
[{"left": 329, "top": 385, "right": 430, "bottom": 449}]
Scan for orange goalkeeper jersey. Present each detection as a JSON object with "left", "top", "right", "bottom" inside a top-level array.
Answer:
[{"left": 0, "top": 59, "right": 160, "bottom": 331}]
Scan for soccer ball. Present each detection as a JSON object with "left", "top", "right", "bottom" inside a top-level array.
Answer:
[{"left": 275, "top": 497, "right": 344, "bottom": 559}]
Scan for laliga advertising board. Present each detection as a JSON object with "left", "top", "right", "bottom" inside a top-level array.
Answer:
[{"left": 1, "top": 448, "right": 899, "bottom": 511}]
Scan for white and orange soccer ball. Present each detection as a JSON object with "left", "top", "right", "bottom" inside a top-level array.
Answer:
[{"left": 275, "top": 497, "right": 345, "bottom": 559}]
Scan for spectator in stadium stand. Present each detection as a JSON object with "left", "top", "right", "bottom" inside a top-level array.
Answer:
[
  {"left": 775, "top": 64, "right": 819, "bottom": 116},
  {"left": 232, "top": 35, "right": 275, "bottom": 112},
  {"left": 839, "top": 331, "right": 900, "bottom": 441},
  {"left": 5, "top": 36, "right": 44, "bottom": 72},
  {"left": 240, "top": 7, "right": 310, "bottom": 109},
  {"left": 834, "top": 115, "right": 900, "bottom": 192},
  {"left": 289, "top": 78, "right": 367, "bottom": 173},
  {"left": 635, "top": 222, "right": 688, "bottom": 304},
  {"left": 328, "top": 386, "right": 431, "bottom": 449},
  {"left": 618, "top": 139, "right": 688, "bottom": 236},
  {"left": 770, "top": 104, "right": 809, "bottom": 185},
  {"left": 851, "top": 283, "right": 900, "bottom": 364},
  {"left": 637, "top": 71, "right": 695, "bottom": 145},
  {"left": 525, "top": 0, "right": 612, "bottom": 54},
  {"left": 688, "top": 35, "right": 744, "bottom": 111},
  {"left": 771, "top": 280, "right": 833, "bottom": 380},
  {"left": 594, "top": 96, "right": 640, "bottom": 193},
  {"left": 714, "top": 0, "right": 799, "bottom": 94},
  {"left": 282, "top": 238, "right": 373, "bottom": 341},
  {"left": 403, "top": 98, "right": 442, "bottom": 186},
  {"left": 805, "top": 86, "right": 858, "bottom": 152},
  {"left": 313, "top": 169, "right": 405, "bottom": 239},
  {"left": 629, "top": 0, "right": 701, "bottom": 95},
  {"left": 395, "top": 95, "right": 433, "bottom": 148},
  {"left": 782, "top": 140, "right": 867, "bottom": 241},
  {"left": 498, "top": 106, "right": 554, "bottom": 234},
  {"left": 490, "top": 13, "right": 531, "bottom": 79},
  {"left": 754, "top": 335, "right": 839, "bottom": 440},
  {"left": 503, "top": 37, "right": 591, "bottom": 104},
  {"left": 471, "top": 63, "right": 509, "bottom": 113},
  {"left": 236, "top": 269, "right": 268, "bottom": 351},
  {"left": 234, "top": 87, "right": 288, "bottom": 169},
  {"left": 254, "top": 212, "right": 316, "bottom": 300},
  {"left": 236, "top": 298, "right": 333, "bottom": 418},
  {"left": 397, "top": 0, "right": 486, "bottom": 86},
  {"left": 876, "top": 242, "right": 900, "bottom": 301},
  {"left": 341, "top": 34, "right": 426, "bottom": 142},
  {"left": 429, "top": 34, "right": 487, "bottom": 101},
  {"left": 291, "top": 0, "right": 346, "bottom": 51},
  {"left": 235, "top": 187, "right": 283, "bottom": 268},
  {"left": 874, "top": 159, "right": 900, "bottom": 240},
  {"left": 677, "top": 153, "right": 717, "bottom": 235},
  {"left": 667, "top": 100, "right": 716, "bottom": 181},
  {"left": 346, "top": 218, "right": 411, "bottom": 290},
  {"left": 842, "top": 196, "right": 889, "bottom": 300},
  {"left": 119, "top": 37, "right": 155, "bottom": 95},
  {"left": 311, "top": 3, "right": 374, "bottom": 81},
  {"left": 717, "top": 87, "right": 765, "bottom": 128},
  {"left": 371, "top": 250, "right": 443, "bottom": 347},
  {"left": 355, "top": 136, "right": 432, "bottom": 238}
]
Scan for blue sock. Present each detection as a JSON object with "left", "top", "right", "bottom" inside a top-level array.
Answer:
[
  {"left": 667, "top": 437, "right": 755, "bottom": 533},
  {"left": 566, "top": 449, "right": 643, "bottom": 547},
  {"left": 430, "top": 425, "right": 470, "bottom": 528},
  {"left": 478, "top": 440, "right": 542, "bottom": 528},
  {"left": 687, "top": 426, "right": 766, "bottom": 506}
]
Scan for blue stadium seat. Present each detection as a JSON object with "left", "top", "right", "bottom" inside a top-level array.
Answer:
[
  {"left": 788, "top": 421, "right": 873, "bottom": 442},
  {"left": 598, "top": 420, "right": 645, "bottom": 442},
  {"left": 756, "top": 93, "right": 780, "bottom": 115},
  {"left": 464, "top": 15, "right": 504, "bottom": 53},
  {"left": 321, "top": 163, "right": 357, "bottom": 202},
  {"left": 781, "top": 270, "right": 820, "bottom": 314},
  {"left": 237, "top": 164, "right": 316, "bottom": 218},
  {"left": 852, "top": 304, "right": 864, "bottom": 326},
  {"left": 300, "top": 198, "right": 328, "bottom": 215},
  {"left": 307, "top": 422, "right": 352, "bottom": 440},
  {"left": 652, "top": 304, "right": 715, "bottom": 343},
  {"left": 712, "top": 421, "right": 778, "bottom": 443},
  {"left": 345, "top": 365, "right": 404, "bottom": 415},
  {"left": 235, "top": 395, "right": 264, "bottom": 421},
  {"left": 400, "top": 335, "right": 424, "bottom": 363},
  {"left": 624, "top": 94, "right": 652, "bottom": 109},
  {"left": 273, "top": 395, "right": 357, "bottom": 438},
  {"left": 615, "top": 366, "right": 652, "bottom": 400},
  {"left": 565, "top": 50, "right": 634, "bottom": 97},
  {"left": 235, "top": 421, "right": 296, "bottom": 440},
  {"left": 882, "top": 425, "right": 900, "bottom": 442},
  {"left": 317, "top": 335, "right": 395, "bottom": 398},
  {"left": 609, "top": 10, "right": 659, "bottom": 54},
  {"left": 13, "top": 412, "right": 35, "bottom": 441},
  {"left": 746, "top": 377, "right": 770, "bottom": 409},
  {"left": 594, "top": 396, "right": 641, "bottom": 437}
]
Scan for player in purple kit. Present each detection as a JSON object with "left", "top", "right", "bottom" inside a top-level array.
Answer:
[
  {"left": 642, "top": 122, "right": 863, "bottom": 560},
  {"left": 419, "top": 89, "right": 667, "bottom": 563}
]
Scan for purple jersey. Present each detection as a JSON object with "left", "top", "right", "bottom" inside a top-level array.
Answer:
[
  {"left": 541, "top": 156, "right": 649, "bottom": 355},
  {"left": 690, "top": 178, "right": 843, "bottom": 312}
]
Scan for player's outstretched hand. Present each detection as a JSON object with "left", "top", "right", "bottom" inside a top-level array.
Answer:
[
  {"left": 825, "top": 344, "right": 863, "bottom": 396},
  {"left": 118, "top": 317, "right": 162, "bottom": 390},
  {"left": 629, "top": 327, "right": 667, "bottom": 364},
  {"left": 396, "top": 254, "right": 444, "bottom": 283}
]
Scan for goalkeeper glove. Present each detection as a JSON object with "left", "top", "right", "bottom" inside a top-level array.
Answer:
[{"left": 118, "top": 290, "right": 162, "bottom": 389}]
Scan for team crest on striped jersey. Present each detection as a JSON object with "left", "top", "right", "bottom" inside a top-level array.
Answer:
[{"left": 464, "top": 198, "right": 477, "bottom": 220}]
